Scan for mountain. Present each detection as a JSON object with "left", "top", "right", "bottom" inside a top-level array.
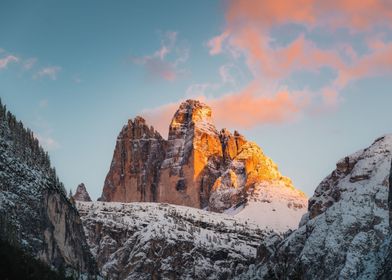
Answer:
[
  {"left": 99, "top": 99, "right": 307, "bottom": 231},
  {"left": 241, "top": 135, "right": 392, "bottom": 279},
  {"left": 73, "top": 183, "right": 92, "bottom": 202},
  {"left": 0, "top": 100, "right": 98, "bottom": 278},
  {"left": 76, "top": 201, "right": 275, "bottom": 280}
]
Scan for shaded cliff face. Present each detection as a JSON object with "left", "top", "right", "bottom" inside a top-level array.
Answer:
[
  {"left": 77, "top": 201, "right": 270, "bottom": 280},
  {"left": 73, "top": 183, "right": 92, "bottom": 202},
  {"left": 100, "top": 116, "right": 166, "bottom": 202},
  {"left": 100, "top": 99, "right": 307, "bottom": 225},
  {"left": 243, "top": 135, "right": 392, "bottom": 279},
  {"left": 0, "top": 102, "right": 97, "bottom": 277}
]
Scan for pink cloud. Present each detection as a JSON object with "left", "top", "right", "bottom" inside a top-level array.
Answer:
[
  {"left": 145, "top": 0, "right": 392, "bottom": 135},
  {"left": 143, "top": 81, "right": 309, "bottom": 137},
  {"left": 0, "top": 55, "right": 19, "bottom": 69},
  {"left": 206, "top": 0, "right": 392, "bottom": 117}
]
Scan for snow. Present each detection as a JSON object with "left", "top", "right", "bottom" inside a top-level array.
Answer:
[{"left": 77, "top": 201, "right": 272, "bottom": 279}]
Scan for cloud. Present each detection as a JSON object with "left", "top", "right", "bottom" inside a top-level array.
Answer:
[
  {"left": 205, "top": 0, "right": 392, "bottom": 117},
  {"left": 0, "top": 55, "right": 19, "bottom": 69},
  {"left": 23, "top": 58, "right": 37, "bottom": 70},
  {"left": 130, "top": 31, "right": 189, "bottom": 81},
  {"left": 34, "top": 66, "right": 61, "bottom": 80}
]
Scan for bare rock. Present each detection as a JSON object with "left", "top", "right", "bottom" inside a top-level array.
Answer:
[{"left": 73, "top": 183, "right": 92, "bottom": 202}]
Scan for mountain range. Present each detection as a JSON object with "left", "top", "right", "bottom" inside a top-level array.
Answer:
[{"left": 1, "top": 98, "right": 392, "bottom": 279}]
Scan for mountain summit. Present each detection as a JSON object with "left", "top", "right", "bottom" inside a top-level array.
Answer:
[{"left": 99, "top": 99, "right": 307, "bottom": 230}]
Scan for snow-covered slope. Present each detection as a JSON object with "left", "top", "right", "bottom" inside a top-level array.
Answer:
[
  {"left": 242, "top": 134, "right": 392, "bottom": 279},
  {"left": 77, "top": 201, "right": 274, "bottom": 280},
  {"left": 227, "top": 181, "right": 307, "bottom": 233}
]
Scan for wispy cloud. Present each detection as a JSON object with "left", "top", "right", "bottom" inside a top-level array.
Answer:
[
  {"left": 34, "top": 66, "right": 61, "bottom": 80},
  {"left": 23, "top": 58, "right": 37, "bottom": 70},
  {"left": 130, "top": 31, "right": 189, "bottom": 81},
  {"left": 0, "top": 55, "right": 19, "bottom": 69}
]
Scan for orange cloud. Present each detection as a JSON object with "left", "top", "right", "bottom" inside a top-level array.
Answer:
[
  {"left": 209, "top": 83, "right": 309, "bottom": 129},
  {"left": 143, "top": 81, "right": 309, "bottom": 137},
  {"left": 336, "top": 40, "right": 392, "bottom": 88},
  {"left": 209, "top": 0, "right": 392, "bottom": 114},
  {"left": 146, "top": 0, "right": 392, "bottom": 135}
]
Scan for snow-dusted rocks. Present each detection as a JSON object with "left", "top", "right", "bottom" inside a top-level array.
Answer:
[
  {"left": 73, "top": 183, "right": 92, "bottom": 202},
  {"left": 244, "top": 135, "right": 392, "bottom": 279},
  {"left": 99, "top": 99, "right": 307, "bottom": 231},
  {"left": 76, "top": 201, "right": 272, "bottom": 280}
]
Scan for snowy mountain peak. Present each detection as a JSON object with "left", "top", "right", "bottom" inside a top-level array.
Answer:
[{"left": 246, "top": 134, "right": 392, "bottom": 279}]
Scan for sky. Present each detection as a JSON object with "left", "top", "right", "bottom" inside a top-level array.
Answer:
[{"left": 1, "top": 0, "right": 392, "bottom": 200}]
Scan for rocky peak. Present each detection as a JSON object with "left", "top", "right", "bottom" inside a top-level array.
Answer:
[
  {"left": 101, "top": 99, "right": 307, "bottom": 224},
  {"left": 73, "top": 183, "right": 92, "bottom": 202},
  {"left": 169, "top": 99, "right": 214, "bottom": 130},
  {"left": 122, "top": 116, "right": 162, "bottom": 140},
  {"left": 99, "top": 116, "right": 166, "bottom": 202},
  {"left": 159, "top": 99, "right": 223, "bottom": 208}
]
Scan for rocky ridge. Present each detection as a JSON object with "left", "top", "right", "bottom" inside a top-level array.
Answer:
[
  {"left": 241, "top": 135, "right": 392, "bottom": 279},
  {"left": 76, "top": 201, "right": 274, "bottom": 280}
]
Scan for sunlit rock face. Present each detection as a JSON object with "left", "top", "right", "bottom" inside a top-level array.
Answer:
[
  {"left": 158, "top": 100, "right": 223, "bottom": 208},
  {"left": 73, "top": 183, "right": 92, "bottom": 202},
  {"left": 100, "top": 99, "right": 307, "bottom": 230},
  {"left": 99, "top": 116, "right": 166, "bottom": 202}
]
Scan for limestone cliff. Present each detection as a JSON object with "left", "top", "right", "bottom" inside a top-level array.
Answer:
[
  {"left": 99, "top": 116, "right": 166, "bottom": 202},
  {"left": 158, "top": 100, "right": 223, "bottom": 208}
]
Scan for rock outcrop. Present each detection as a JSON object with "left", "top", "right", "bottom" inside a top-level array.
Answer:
[
  {"left": 242, "top": 135, "right": 392, "bottom": 279},
  {"left": 99, "top": 116, "right": 166, "bottom": 202},
  {"left": 0, "top": 101, "right": 98, "bottom": 277},
  {"left": 99, "top": 100, "right": 307, "bottom": 228},
  {"left": 73, "top": 183, "right": 92, "bottom": 202}
]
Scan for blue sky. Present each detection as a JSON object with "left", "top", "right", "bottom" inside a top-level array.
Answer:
[{"left": 1, "top": 0, "right": 392, "bottom": 199}]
